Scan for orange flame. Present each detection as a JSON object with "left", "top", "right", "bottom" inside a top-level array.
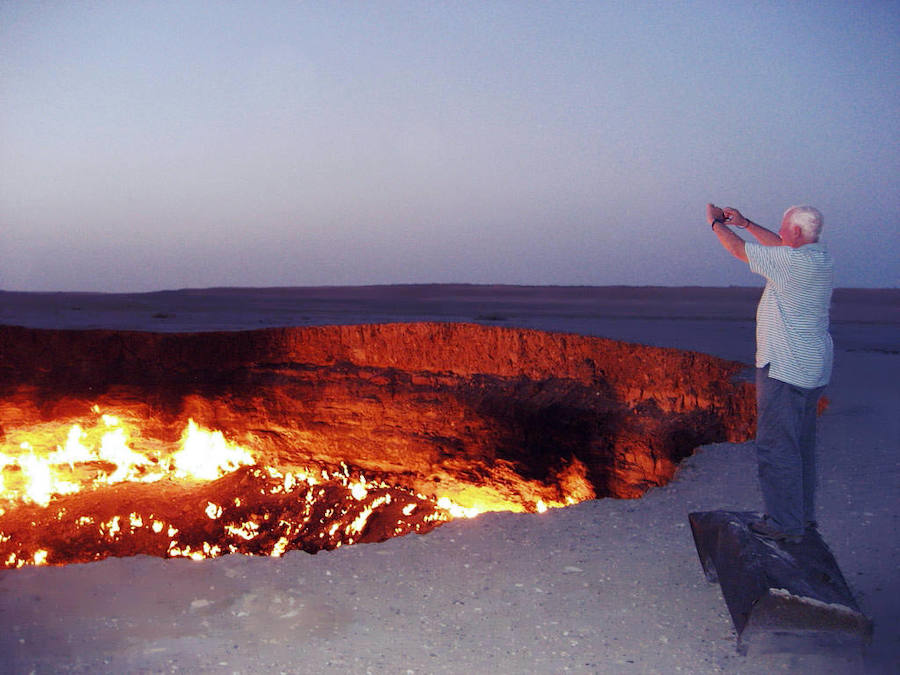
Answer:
[
  {"left": 0, "top": 409, "right": 256, "bottom": 512},
  {"left": 1, "top": 407, "right": 592, "bottom": 567}
]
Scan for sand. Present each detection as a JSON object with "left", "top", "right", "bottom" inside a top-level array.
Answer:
[{"left": 0, "top": 285, "right": 897, "bottom": 674}]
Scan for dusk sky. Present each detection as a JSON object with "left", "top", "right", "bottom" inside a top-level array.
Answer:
[{"left": 2, "top": 1, "right": 898, "bottom": 292}]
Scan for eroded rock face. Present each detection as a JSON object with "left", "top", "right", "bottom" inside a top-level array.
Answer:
[{"left": 0, "top": 323, "right": 755, "bottom": 507}]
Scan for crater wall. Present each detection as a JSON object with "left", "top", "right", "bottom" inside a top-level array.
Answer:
[{"left": 0, "top": 323, "right": 755, "bottom": 506}]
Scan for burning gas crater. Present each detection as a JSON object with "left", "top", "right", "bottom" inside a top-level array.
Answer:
[{"left": 0, "top": 323, "right": 755, "bottom": 568}]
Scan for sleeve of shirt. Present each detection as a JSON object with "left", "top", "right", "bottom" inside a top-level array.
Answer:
[{"left": 746, "top": 242, "right": 788, "bottom": 282}]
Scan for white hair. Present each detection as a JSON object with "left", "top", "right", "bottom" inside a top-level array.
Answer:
[{"left": 784, "top": 205, "right": 824, "bottom": 241}]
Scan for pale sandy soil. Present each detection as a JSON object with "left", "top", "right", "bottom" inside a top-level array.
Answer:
[{"left": 1, "top": 286, "right": 897, "bottom": 674}]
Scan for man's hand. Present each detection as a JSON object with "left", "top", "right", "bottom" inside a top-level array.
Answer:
[
  {"left": 709, "top": 203, "right": 749, "bottom": 262},
  {"left": 706, "top": 203, "right": 725, "bottom": 225},
  {"left": 723, "top": 207, "right": 749, "bottom": 229}
]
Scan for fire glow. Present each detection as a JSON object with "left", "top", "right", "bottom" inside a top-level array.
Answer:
[
  {"left": 0, "top": 407, "right": 578, "bottom": 568},
  {"left": 0, "top": 322, "right": 758, "bottom": 570}
]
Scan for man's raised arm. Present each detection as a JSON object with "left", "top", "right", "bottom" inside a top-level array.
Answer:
[
  {"left": 707, "top": 203, "right": 749, "bottom": 263},
  {"left": 723, "top": 207, "right": 783, "bottom": 246}
]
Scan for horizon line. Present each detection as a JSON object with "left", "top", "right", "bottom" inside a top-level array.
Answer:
[{"left": 1, "top": 282, "right": 897, "bottom": 296}]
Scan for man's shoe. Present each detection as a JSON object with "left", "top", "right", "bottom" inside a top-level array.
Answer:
[{"left": 749, "top": 517, "right": 803, "bottom": 544}]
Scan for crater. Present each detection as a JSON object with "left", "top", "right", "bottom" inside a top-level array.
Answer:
[{"left": 0, "top": 323, "right": 754, "bottom": 566}]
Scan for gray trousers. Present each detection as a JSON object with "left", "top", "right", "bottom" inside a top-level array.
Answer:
[{"left": 755, "top": 366, "right": 825, "bottom": 536}]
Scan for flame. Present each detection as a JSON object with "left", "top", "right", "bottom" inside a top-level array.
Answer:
[
  {"left": 0, "top": 411, "right": 257, "bottom": 510},
  {"left": 0, "top": 407, "right": 593, "bottom": 568},
  {"left": 172, "top": 420, "right": 255, "bottom": 480},
  {"left": 435, "top": 496, "right": 483, "bottom": 519}
]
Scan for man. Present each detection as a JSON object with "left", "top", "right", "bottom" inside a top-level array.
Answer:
[{"left": 707, "top": 203, "right": 833, "bottom": 544}]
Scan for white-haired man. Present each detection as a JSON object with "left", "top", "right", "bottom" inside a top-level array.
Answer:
[{"left": 707, "top": 203, "right": 833, "bottom": 544}]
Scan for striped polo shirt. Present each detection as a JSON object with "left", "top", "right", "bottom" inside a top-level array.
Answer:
[{"left": 745, "top": 242, "right": 834, "bottom": 388}]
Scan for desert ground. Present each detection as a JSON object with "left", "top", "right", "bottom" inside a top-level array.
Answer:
[{"left": 0, "top": 285, "right": 897, "bottom": 674}]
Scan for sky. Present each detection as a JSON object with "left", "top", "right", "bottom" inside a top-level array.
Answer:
[{"left": 1, "top": 1, "right": 898, "bottom": 292}]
